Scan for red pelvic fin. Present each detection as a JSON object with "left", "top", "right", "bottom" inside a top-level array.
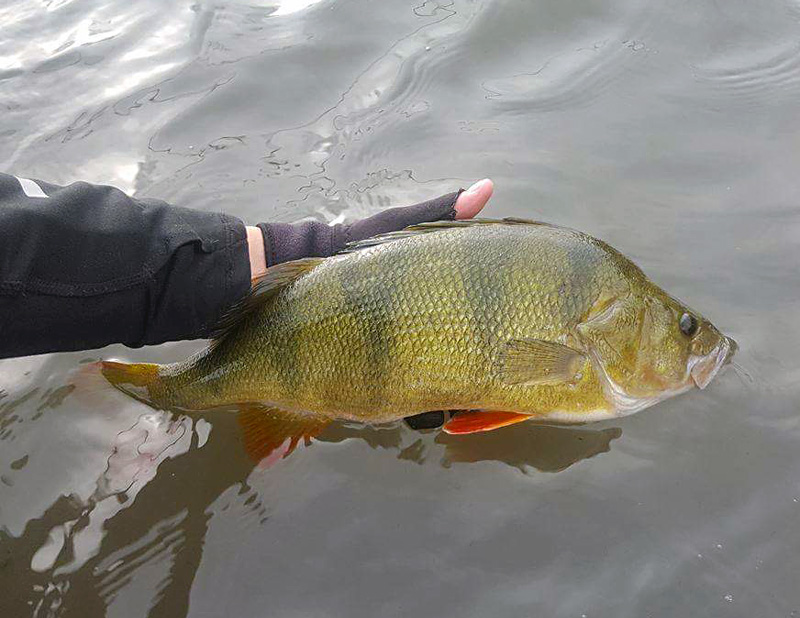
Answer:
[{"left": 443, "top": 411, "right": 531, "bottom": 435}]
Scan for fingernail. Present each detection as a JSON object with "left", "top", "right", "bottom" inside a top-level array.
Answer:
[{"left": 465, "top": 178, "right": 489, "bottom": 194}]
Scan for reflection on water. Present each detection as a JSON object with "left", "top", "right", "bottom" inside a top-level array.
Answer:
[
  {"left": 0, "top": 377, "right": 620, "bottom": 616},
  {"left": 321, "top": 421, "right": 621, "bottom": 473},
  {"left": 1, "top": 401, "right": 252, "bottom": 616},
  {"left": 3, "top": 0, "right": 800, "bottom": 616}
]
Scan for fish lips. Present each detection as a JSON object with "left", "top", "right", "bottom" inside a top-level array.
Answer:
[{"left": 689, "top": 336, "right": 737, "bottom": 390}]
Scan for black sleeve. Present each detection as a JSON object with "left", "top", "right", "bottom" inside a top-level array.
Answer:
[{"left": 0, "top": 173, "right": 251, "bottom": 359}]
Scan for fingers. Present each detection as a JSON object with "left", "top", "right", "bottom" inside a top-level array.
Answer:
[
  {"left": 454, "top": 178, "right": 494, "bottom": 220},
  {"left": 342, "top": 189, "right": 461, "bottom": 245},
  {"left": 257, "top": 179, "right": 496, "bottom": 267}
]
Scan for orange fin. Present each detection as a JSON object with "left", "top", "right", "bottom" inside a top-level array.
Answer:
[
  {"left": 236, "top": 404, "right": 330, "bottom": 466},
  {"left": 443, "top": 411, "right": 531, "bottom": 435}
]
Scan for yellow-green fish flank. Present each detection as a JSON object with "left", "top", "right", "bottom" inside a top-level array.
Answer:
[{"left": 101, "top": 218, "right": 735, "bottom": 440}]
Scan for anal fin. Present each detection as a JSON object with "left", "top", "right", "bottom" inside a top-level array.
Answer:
[
  {"left": 236, "top": 404, "right": 330, "bottom": 466},
  {"left": 443, "top": 411, "right": 532, "bottom": 435}
]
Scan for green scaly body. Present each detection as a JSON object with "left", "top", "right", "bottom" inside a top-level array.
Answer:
[{"left": 149, "top": 221, "right": 648, "bottom": 422}]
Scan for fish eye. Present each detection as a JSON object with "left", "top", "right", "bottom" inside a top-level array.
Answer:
[{"left": 679, "top": 313, "right": 699, "bottom": 337}]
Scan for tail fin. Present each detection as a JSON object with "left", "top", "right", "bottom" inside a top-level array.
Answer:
[
  {"left": 71, "top": 360, "right": 164, "bottom": 411},
  {"left": 72, "top": 360, "right": 164, "bottom": 409},
  {"left": 99, "top": 361, "right": 162, "bottom": 406}
]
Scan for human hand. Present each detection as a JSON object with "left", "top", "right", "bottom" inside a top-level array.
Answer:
[{"left": 247, "top": 179, "right": 494, "bottom": 281}]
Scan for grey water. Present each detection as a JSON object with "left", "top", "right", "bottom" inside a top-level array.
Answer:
[{"left": 1, "top": 0, "right": 799, "bottom": 616}]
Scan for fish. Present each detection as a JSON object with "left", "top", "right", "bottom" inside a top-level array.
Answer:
[{"left": 97, "top": 218, "right": 736, "bottom": 462}]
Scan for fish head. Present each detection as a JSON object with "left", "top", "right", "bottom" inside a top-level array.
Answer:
[{"left": 578, "top": 287, "right": 736, "bottom": 414}]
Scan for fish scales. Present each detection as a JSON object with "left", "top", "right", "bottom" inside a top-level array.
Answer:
[
  {"left": 101, "top": 218, "right": 734, "bottom": 448},
  {"left": 157, "top": 224, "right": 616, "bottom": 419}
]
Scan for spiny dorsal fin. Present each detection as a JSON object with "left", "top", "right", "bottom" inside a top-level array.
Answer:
[
  {"left": 208, "top": 257, "right": 323, "bottom": 343},
  {"left": 498, "top": 338, "right": 587, "bottom": 385},
  {"left": 339, "top": 217, "right": 551, "bottom": 254}
]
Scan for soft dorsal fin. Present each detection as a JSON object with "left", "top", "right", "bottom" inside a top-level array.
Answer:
[
  {"left": 339, "top": 217, "right": 551, "bottom": 254},
  {"left": 208, "top": 257, "right": 323, "bottom": 343}
]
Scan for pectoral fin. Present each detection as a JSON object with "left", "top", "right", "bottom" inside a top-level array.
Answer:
[
  {"left": 499, "top": 339, "right": 586, "bottom": 385},
  {"left": 443, "top": 411, "right": 532, "bottom": 435},
  {"left": 236, "top": 404, "right": 330, "bottom": 466}
]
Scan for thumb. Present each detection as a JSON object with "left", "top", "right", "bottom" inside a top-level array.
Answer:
[{"left": 453, "top": 178, "right": 493, "bottom": 219}]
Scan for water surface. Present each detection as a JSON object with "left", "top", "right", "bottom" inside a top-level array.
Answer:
[{"left": 2, "top": 0, "right": 799, "bottom": 616}]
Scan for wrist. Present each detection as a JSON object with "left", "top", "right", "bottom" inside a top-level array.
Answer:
[{"left": 246, "top": 225, "right": 267, "bottom": 282}]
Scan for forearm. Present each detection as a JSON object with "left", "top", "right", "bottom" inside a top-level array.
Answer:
[
  {"left": 0, "top": 174, "right": 251, "bottom": 358},
  {"left": 0, "top": 169, "right": 468, "bottom": 359}
]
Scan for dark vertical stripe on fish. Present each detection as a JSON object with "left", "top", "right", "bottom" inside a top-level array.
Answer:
[
  {"left": 335, "top": 256, "right": 397, "bottom": 406},
  {"left": 564, "top": 234, "right": 597, "bottom": 323},
  {"left": 460, "top": 229, "right": 511, "bottom": 382},
  {"left": 269, "top": 305, "right": 303, "bottom": 398}
]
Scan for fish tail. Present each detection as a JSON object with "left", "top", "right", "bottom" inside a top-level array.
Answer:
[
  {"left": 99, "top": 361, "right": 163, "bottom": 404},
  {"left": 72, "top": 360, "right": 168, "bottom": 410}
]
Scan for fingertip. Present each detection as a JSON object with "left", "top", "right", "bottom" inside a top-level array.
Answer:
[{"left": 455, "top": 178, "right": 494, "bottom": 219}]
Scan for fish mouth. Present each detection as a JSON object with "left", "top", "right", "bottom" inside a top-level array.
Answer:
[{"left": 689, "top": 336, "right": 737, "bottom": 390}]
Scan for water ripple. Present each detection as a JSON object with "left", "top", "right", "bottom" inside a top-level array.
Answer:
[
  {"left": 481, "top": 37, "right": 653, "bottom": 112},
  {"left": 691, "top": 41, "right": 800, "bottom": 99}
]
